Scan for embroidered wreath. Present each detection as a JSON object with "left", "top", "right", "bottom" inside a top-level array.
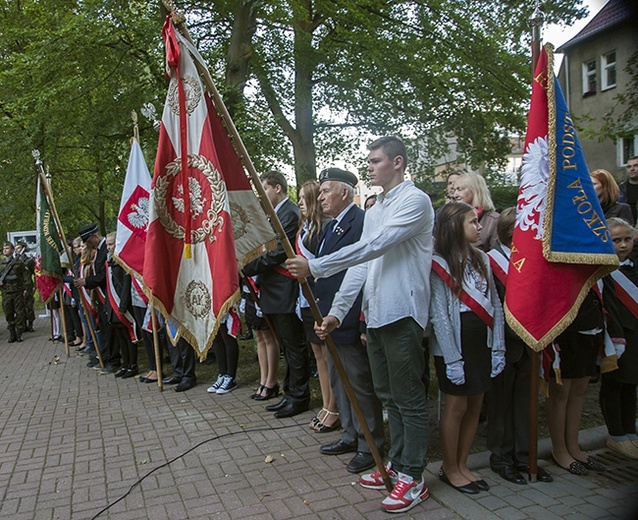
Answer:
[{"left": 155, "top": 154, "right": 227, "bottom": 243}]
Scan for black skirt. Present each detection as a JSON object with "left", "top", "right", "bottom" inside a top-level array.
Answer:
[
  {"left": 434, "top": 312, "right": 492, "bottom": 396},
  {"left": 552, "top": 330, "right": 601, "bottom": 379},
  {"left": 245, "top": 297, "right": 268, "bottom": 331}
]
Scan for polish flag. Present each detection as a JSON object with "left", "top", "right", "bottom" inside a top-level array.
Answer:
[{"left": 144, "top": 16, "right": 275, "bottom": 359}]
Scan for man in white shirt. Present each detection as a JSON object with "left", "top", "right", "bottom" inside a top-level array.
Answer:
[{"left": 287, "top": 136, "right": 434, "bottom": 514}]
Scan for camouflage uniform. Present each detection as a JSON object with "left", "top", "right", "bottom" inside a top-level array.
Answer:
[
  {"left": 16, "top": 242, "right": 36, "bottom": 332},
  {"left": 1, "top": 243, "right": 30, "bottom": 342}
]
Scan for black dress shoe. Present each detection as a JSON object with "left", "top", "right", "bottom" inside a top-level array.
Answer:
[
  {"left": 439, "top": 469, "right": 480, "bottom": 494},
  {"left": 266, "top": 397, "right": 288, "bottom": 412},
  {"left": 320, "top": 440, "right": 357, "bottom": 456},
  {"left": 163, "top": 376, "right": 182, "bottom": 385},
  {"left": 121, "top": 367, "right": 138, "bottom": 379},
  {"left": 346, "top": 452, "right": 376, "bottom": 473},
  {"left": 274, "top": 401, "right": 308, "bottom": 418},
  {"left": 516, "top": 464, "right": 554, "bottom": 482},
  {"left": 493, "top": 465, "right": 526, "bottom": 485},
  {"left": 175, "top": 379, "right": 196, "bottom": 392},
  {"left": 114, "top": 367, "right": 128, "bottom": 378}
]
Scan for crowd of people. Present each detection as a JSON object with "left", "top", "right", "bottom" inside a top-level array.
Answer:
[{"left": 2, "top": 138, "right": 637, "bottom": 515}]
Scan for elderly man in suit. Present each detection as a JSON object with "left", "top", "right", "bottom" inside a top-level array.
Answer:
[
  {"left": 313, "top": 168, "right": 384, "bottom": 474},
  {"left": 243, "top": 171, "right": 310, "bottom": 418}
]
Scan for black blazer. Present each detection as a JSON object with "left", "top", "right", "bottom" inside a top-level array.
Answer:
[
  {"left": 85, "top": 240, "right": 107, "bottom": 292},
  {"left": 314, "top": 204, "right": 365, "bottom": 344},
  {"left": 243, "top": 198, "right": 300, "bottom": 314}
]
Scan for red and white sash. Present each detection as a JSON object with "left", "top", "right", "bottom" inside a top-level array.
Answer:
[
  {"left": 610, "top": 269, "right": 638, "bottom": 320},
  {"left": 131, "top": 275, "right": 149, "bottom": 305},
  {"left": 487, "top": 247, "right": 509, "bottom": 286},
  {"left": 106, "top": 263, "right": 138, "bottom": 343},
  {"left": 432, "top": 255, "right": 494, "bottom": 328}
]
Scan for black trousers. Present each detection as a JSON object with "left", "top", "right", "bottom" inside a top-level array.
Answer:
[
  {"left": 167, "top": 337, "right": 196, "bottom": 382},
  {"left": 268, "top": 313, "right": 310, "bottom": 405}
]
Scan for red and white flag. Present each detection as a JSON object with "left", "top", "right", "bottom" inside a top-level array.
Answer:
[
  {"left": 144, "top": 16, "right": 275, "bottom": 359},
  {"left": 115, "top": 139, "right": 151, "bottom": 279}
]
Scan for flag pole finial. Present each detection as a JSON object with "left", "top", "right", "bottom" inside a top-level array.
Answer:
[
  {"left": 131, "top": 110, "right": 139, "bottom": 143},
  {"left": 529, "top": 2, "right": 544, "bottom": 42},
  {"left": 141, "top": 102, "right": 160, "bottom": 132}
]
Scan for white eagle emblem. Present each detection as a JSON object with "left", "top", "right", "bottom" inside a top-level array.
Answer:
[
  {"left": 172, "top": 178, "right": 207, "bottom": 219},
  {"left": 515, "top": 136, "right": 549, "bottom": 239},
  {"left": 127, "top": 197, "right": 149, "bottom": 229}
]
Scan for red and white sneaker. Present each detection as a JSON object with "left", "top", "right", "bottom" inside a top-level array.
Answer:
[
  {"left": 359, "top": 462, "right": 398, "bottom": 490},
  {"left": 380, "top": 473, "right": 429, "bottom": 514}
]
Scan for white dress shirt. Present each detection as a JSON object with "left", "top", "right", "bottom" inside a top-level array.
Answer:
[{"left": 308, "top": 180, "right": 434, "bottom": 329}]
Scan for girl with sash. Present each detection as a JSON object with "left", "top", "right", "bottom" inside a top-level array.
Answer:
[
  {"left": 296, "top": 180, "right": 337, "bottom": 432},
  {"left": 430, "top": 202, "right": 506, "bottom": 494},
  {"left": 78, "top": 240, "right": 100, "bottom": 364},
  {"left": 600, "top": 217, "right": 638, "bottom": 459}
]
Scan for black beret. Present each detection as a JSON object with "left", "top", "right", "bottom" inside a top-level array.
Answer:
[
  {"left": 318, "top": 168, "right": 358, "bottom": 188},
  {"left": 78, "top": 223, "right": 99, "bottom": 243}
]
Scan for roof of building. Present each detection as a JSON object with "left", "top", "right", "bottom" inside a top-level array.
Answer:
[{"left": 556, "top": 0, "right": 637, "bottom": 52}]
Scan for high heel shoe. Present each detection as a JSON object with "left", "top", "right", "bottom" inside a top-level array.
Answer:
[
  {"left": 250, "top": 385, "right": 265, "bottom": 399},
  {"left": 309, "top": 408, "right": 328, "bottom": 430},
  {"left": 314, "top": 410, "right": 340, "bottom": 433},
  {"left": 254, "top": 383, "right": 279, "bottom": 401}
]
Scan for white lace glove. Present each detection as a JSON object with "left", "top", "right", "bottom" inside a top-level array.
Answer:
[
  {"left": 491, "top": 349, "right": 506, "bottom": 378},
  {"left": 446, "top": 360, "right": 465, "bottom": 385}
]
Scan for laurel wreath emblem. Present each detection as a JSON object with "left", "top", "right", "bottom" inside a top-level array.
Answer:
[
  {"left": 167, "top": 75, "right": 201, "bottom": 116},
  {"left": 230, "top": 202, "right": 249, "bottom": 241},
  {"left": 155, "top": 154, "right": 226, "bottom": 243},
  {"left": 184, "top": 279, "right": 211, "bottom": 319}
]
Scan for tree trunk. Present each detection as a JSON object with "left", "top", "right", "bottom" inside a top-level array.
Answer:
[
  {"left": 224, "top": 0, "right": 259, "bottom": 118},
  {"left": 292, "top": 4, "right": 317, "bottom": 185}
]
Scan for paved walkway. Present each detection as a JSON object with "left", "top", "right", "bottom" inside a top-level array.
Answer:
[{"left": 0, "top": 322, "right": 637, "bottom": 519}]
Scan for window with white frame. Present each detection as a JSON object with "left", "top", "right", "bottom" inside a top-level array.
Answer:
[
  {"left": 601, "top": 51, "right": 617, "bottom": 90},
  {"left": 582, "top": 59, "right": 596, "bottom": 95},
  {"left": 618, "top": 135, "right": 637, "bottom": 166}
]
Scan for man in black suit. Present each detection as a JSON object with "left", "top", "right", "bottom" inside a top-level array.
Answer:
[
  {"left": 74, "top": 223, "right": 118, "bottom": 372},
  {"left": 313, "top": 168, "right": 384, "bottom": 474},
  {"left": 243, "top": 171, "right": 310, "bottom": 418}
]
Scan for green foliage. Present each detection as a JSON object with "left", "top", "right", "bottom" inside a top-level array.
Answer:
[
  {"left": 0, "top": 0, "right": 164, "bottom": 239},
  {"left": 0, "top": 0, "right": 587, "bottom": 240}
]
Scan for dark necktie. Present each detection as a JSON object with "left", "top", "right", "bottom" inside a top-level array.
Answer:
[{"left": 320, "top": 220, "right": 338, "bottom": 254}]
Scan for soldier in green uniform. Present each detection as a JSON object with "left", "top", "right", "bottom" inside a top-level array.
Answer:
[
  {"left": 0, "top": 241, "right": 30, "bottom": 342},
  {"left": 15, "top": 241, "right": 36, "bottom": 332}
]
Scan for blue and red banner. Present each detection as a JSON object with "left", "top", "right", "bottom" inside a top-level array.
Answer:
[{"left": 504, "top": 44, "right": 618, "bottom": 351}]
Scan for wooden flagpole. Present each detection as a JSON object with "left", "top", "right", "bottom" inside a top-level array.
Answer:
[
  {"left": 161, "top": 1, "right": 392, "bottom": 492},
  {"left": 58, "top": 286, "right": 70, "bottom": 357},
  {"left": 527, "top": 2, "right": 544, "bottom": 484},
  {"left": 33, "top": 151, "right": 104, "bottom": 367},
  {"left": 151, "top": 303, "right": 164, "bottom": 392}
]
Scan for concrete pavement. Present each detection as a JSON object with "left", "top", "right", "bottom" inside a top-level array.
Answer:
[{"left": 0, "top": 322, "right": 636, "bottom": 519}]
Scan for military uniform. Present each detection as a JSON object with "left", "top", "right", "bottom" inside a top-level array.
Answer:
[
  {"left": 1, "top": 243, "right": 30, "bottom": 342},
  {"left": 16, "top": 242, "right": 36, "bottom": 332}
]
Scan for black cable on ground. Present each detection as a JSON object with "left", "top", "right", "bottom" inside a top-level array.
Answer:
[{"left": 90, "top": 423, "right": 301, "bottom": 519}]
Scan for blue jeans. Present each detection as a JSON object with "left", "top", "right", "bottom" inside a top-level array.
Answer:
[{"left": 367, "top": 317, "right": 429, "bottom": 480}]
